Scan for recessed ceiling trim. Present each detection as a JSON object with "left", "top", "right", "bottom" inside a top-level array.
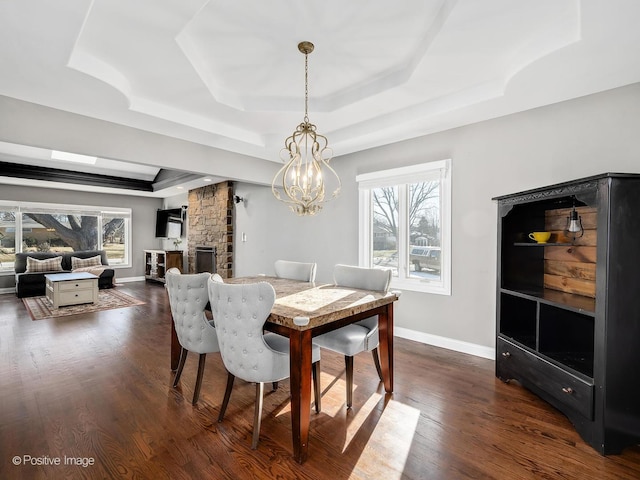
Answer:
[{"left": 67, "top": 47, "right": 134, "bottom": 107}]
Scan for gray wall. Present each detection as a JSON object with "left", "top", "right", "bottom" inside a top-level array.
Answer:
[
  {"left": 2, "top": 83, "right": 638, "bottom": 355},
  {"left": 234, "top": 82, "right": 640, "bottom": 353},
  {"left": 0, "top": 184, "right": 163, "bottom": 289}
]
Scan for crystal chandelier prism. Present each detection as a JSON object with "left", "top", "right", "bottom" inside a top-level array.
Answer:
[{"left": 272, "top": 41, "right": 341, "bottom": 216}]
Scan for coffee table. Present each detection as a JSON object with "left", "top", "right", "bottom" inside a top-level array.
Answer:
[{"left": 45, "top": 272, "right": 99, "bottom": 309}]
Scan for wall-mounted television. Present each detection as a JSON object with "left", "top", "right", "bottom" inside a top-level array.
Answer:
[{"left": 155, "top": 208, "right": 184, "bottom": 238}]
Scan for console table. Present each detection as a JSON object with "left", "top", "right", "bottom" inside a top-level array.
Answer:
[{"left": 144, "top": 249, "right": 183, "bottom": 283}]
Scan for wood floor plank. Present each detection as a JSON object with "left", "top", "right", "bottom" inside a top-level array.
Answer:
[{"left": 1, "top": 281, "right": 639, "bottom": 479}]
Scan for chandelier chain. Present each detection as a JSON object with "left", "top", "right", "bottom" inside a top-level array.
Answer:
[{"left": 304, "top": 51, "right": 309, "bottom": 123}]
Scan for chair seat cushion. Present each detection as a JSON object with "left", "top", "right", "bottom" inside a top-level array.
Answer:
[
  {"left": 264, "top": 333, "right": 321, "bottom": 364},
  {"left": 313, "top": 325, "right": 369, "bottom": 357}
]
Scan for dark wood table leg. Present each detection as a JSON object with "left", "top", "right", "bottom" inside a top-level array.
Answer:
[
  {"left": 170, "top": 314, "right": 180, "bottom": 371},
  {"left": 377, "top": 303, "right": 394, "bottom": 392},
  {"left": 289, "top": 328, "right": 312, "bottom": 463}
]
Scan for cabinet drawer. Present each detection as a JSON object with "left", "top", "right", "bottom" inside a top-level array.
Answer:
[
  {"left": 497, "top": 337, "right": 594, "bottom": 420},
  {"left": 58, "top": 279, "right": 96, "bottom": 292},
  {"left": 59, "top": 289, "right": 96, "bottom": 305}
]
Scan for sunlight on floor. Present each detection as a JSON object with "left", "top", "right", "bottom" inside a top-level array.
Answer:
[
  {"left": 350, "top": 398, "right": 421, "bottom": 478},
  {"left": 275, "top": 371, "right": 422, "bottom": 478},
  {"left": 343, "top": 392, "right": 384, "bottom": 451}
]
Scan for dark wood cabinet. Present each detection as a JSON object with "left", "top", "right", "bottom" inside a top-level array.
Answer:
[
  {"left": 494, "top": 173, "right": 640, "bottom": 455},
  {"left": 144, "top": 249, "right": 183, "bottom": 283}
]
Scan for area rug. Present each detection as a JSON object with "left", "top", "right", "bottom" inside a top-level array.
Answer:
[{"left": 23, "top": 289, "right": 145, "bottom": 320}]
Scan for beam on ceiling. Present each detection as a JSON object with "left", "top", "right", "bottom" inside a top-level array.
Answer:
[{"left": 0, "top": 161, "right": 154, "bottom": 191}]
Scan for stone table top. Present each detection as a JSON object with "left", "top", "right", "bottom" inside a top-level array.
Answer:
[{"left": 225, "top": 276, "right": 398, "bottom": 330}]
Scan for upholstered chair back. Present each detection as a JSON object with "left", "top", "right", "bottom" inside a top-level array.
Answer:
[
  {"left": 331, "top": 265, "right": 391, "bottom": 351},
  {"left": 333, "top": 264, "right": 391, "bottom": 293},
  {"left": 166, "top": 271, "right": 219, "bottom": 355},
  {"left": 274, "top": 260, "right": 317, "bottom": 282},
  {"left": 211, "top": 273, "right": 224, "bottom": 284},
  {"left": 313, "top": 263, "right": 393, "bottom": 408},
  {"left": 208, "top": 281, "right": 289, "bottom": 384}
]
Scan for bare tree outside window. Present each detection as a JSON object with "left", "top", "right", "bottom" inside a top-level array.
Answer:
[
  {"left": 372, "top": 186, "right": 399, "bottom": 272},
  {"left": 102, "top": 216, "right": 126, "bottom": 264},
  {"left": 410, "top": 182, "right": 440, "bottom": 246},
  {"left": 0, "top": 211, "right": 16, "bottom": 268},
  {"left": 22, "top": 213, "right": 98, "bottom": 252},
  {"left": 21, "top": 213, "right": 125, "bottom": 260},
  {"left": 372, "top": 181, "right": 440, "bottom": 276}
]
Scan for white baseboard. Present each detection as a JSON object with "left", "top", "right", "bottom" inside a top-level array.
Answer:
[
  {"left": 115, "top": 276, "right": 146, "bottom": 283},
  {"left": 0, "top": 287, "right": 15, "bottom": 295},
  {"left": 394, "top": 326, "right": 495, "bottom": 360}
]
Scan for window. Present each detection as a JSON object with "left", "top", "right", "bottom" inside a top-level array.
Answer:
[
  {"left": 102, "top": 213, "right": 129, "bottom": 266},
  {"left": 0, "top": 201, "right": 131, "bottom": 272},
  {"left": 358, "top": 159, "right": 451, "bottom": 295},
  {"left": 0, "top": 209, "right": 17, "bottom": 271}
]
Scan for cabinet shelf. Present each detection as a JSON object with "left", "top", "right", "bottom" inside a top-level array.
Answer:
[
  {"left": 500, "top": 288, "right": 595, "bottom": 315},
  {"left": 513, "top": 242, "right": 574, "bottom": 247},
  {"left": 542, "top": 350, "right": 594, "bottom": 379}
]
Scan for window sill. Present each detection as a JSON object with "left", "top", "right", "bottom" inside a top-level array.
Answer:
[{"left": 390, "top": 277, "right": 451, "bottom": 296}]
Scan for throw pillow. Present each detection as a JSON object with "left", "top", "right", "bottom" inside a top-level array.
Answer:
[
  {"left": 25, "top": 256, "right": 64, "bottom": 273},
  {"left": 71, "top": 255, "right": 103, "bottom": 270}
]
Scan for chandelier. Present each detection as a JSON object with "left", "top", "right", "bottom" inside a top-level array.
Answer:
[{"left": 272, "top": 41, "right": 341, "bottom": 216}]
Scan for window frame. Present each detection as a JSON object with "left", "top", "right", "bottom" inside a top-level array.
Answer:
[
  {"left": 0, "top": 200, "right": 132, "bottom": 272},
  {"left": 358, "top": 159, "right": 451, "bottom": 295}
]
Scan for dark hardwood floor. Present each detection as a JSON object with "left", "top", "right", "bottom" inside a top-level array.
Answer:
[{"left": 1, "top": 281, "right": 640, "bottom": 479}]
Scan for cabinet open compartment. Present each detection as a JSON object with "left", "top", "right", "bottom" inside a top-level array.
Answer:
[
  {"left": 500, "top": 196, "right": 596, "bottom": 295},
  {"left": 499, "top": 291, "right": 595, "bottom": 378},
  {"left": 499, "top": 292, "right": 536, "bottom": 349},
  {"left": 538, "top": 304, "right": 594, "bottom": 378}
]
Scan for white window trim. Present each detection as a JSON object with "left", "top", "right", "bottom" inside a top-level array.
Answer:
[{"left": 358, "top": 159, "right": 451, "bottom": 295}]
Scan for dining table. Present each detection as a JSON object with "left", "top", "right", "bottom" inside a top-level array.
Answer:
[{"left": 169, "top": 275, "right": 399, "bottom": 463}]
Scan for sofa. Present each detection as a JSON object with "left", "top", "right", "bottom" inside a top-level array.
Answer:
[{"left": 15, "top": 250, "right": 115, "bottom": 298}]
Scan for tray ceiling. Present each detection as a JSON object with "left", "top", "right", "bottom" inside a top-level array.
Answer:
[{"left": 0, "top": 0, "right": 639, "bottom": 194}]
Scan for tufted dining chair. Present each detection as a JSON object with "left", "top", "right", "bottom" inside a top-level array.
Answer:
[
  {"left": 274, "top": 259, "right": 317, "bottom": 282},
  {"left": 165, "top": 268, "right": 220, "bottom": 405},
  {"left": 207, "top": 279, "right": 322, "bottom": 449},
  {"left": 312, "top": 264, "right": 392, "bottom": 408}
]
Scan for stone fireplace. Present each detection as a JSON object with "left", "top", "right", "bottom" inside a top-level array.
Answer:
[{"left": 187, "top": 182, "right": 233, "bottom": 278}]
